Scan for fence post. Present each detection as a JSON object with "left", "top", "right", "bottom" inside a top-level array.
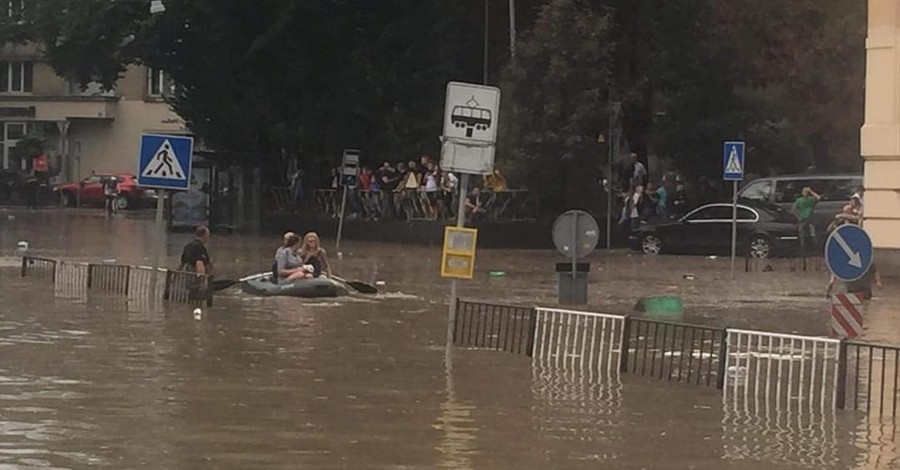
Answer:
[
  {"left": 525, "top": 307, "right": 538, "bottom": 358},
  {"left": 124, "top": 266, "right": 131, "bottom": 296},
  {"left": 51, "top": 260, "right": 57, "bottom": 285},
  {"left": 163, "top": 270, "right": 172, "bottom": 301},
  {"left": 716, "top": 329, "right": 729, "bottom": 390},
  {"left": 20, "top": 256, "right": 27, "bottom": 278},
  {"left": 86, "top": 265, "right": 94, "bottom": 289},
  {"left": 205, "top": 275, "right": 213, "bottom": 307},
  {"left": 836, "top": 340, "right": 848, "bottom": 410},
  {"left": 620, "top": 316, "right": 632, "bottom": 372}
]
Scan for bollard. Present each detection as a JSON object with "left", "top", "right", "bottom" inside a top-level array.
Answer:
[{"left": 555, "top": 262, "right": 590, "bottom": 305}]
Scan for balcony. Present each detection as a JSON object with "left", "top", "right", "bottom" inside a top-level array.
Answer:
[{"left": 0, "top": 93, "right": 117, "bottom": 120}]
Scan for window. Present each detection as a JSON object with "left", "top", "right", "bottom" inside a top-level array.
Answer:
[
  {"left": 0, "top": 61, "right": 33, "bottom": 93},
  {"left": 147, "top": 68, "right": 175, "bottom": 97},
  {"left": 688, "top": 206, "right": 733, "bottom": 221},
  {"left": 739, "top": 180, "right": 772, "bottom": 202},
  {"left": 2, "top": 1, "right": 25, "bottom": 21},
  {"left": 737, "top": 208, "right": 758, "bottom": 222}
]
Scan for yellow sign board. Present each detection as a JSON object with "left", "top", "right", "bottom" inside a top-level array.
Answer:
[{"left": 441, "top": 227, "right": 478, "bottom": 279}]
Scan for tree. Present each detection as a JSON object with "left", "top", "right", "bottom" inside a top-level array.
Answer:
[
  {"left": 2, "top": 0, "right": 484, "bottom": 185},
  {"left": 499, "top": 0, "right": 615, "bottom": 212}
]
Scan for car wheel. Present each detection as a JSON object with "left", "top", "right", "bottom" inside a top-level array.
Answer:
[
  {"left": 115, "top": 196, "right": 129, "bottom": 211},
  {"left": 641, "top": 233, "right": 662, "bottom": 255},
  {"left": 749, "top": 235, "right": 772, "bottom": 259},
  {"left": 60, "top": 192, "right": 74, "bottom": 208}
]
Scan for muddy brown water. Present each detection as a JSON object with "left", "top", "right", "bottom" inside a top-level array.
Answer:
[{"left": 0, "top": 208, "right": 898, "bottom": 469}]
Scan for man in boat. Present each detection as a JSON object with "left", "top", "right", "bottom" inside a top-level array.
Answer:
[{"left": 275, "top": 232, "right": 310, "bottom": 282}]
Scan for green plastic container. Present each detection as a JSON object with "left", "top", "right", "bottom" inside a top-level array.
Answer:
[
  {"left": 489, "top": 271, "right": 507, "bottom": 278},
  {"left": 635, "top": 296, "right": 684, "bottom": 317}
]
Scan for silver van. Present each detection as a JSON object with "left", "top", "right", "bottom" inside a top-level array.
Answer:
[{"left": 738, "top": 174, "right": 863, "bottom": 233}]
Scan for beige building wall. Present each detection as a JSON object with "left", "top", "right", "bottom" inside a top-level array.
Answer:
[
  {"left": 862, "top": 0, "right": 900, "bottom": 271},
  {"left": 0, "top": 42, "right": 187, "bottom": 179}
]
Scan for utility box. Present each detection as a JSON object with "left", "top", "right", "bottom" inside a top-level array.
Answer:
[{"left": 556, "top": 262, "right": 590, "bottom": 305}]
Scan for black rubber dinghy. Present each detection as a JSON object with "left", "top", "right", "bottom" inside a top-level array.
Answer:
[{"left": 241, "top": 275, "right": 350, "bottom": 298}]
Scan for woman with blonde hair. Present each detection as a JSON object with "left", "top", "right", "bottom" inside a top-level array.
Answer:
[{"left": 298, "top": 232, "right": 332, "bottom": 278}]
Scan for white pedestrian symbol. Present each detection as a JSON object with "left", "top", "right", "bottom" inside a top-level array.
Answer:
[
  {"left": 725, "top": 146, "right": 743, "bottom": 174},
  {"left": 142, "top": 140, "right": 186, "bottom": 180}
]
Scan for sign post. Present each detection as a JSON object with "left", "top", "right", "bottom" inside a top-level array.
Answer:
[
  {"left": 137, "top": 133, "right": 194, "bottom": 301},
  {"left": 825, "top": 224, "right": 874, "bottom": 338},
  {"left": 723, "top": 141, "right": 745, "bottom": 277},
  {"left": 335, "top": 149, "right": 360, "bottom": 256},
  {"left": 551, "top": 210, "right": 600, "bottom": 304},
  {"left": 440, "top": 81, "right": 501, "bottom": 349}
]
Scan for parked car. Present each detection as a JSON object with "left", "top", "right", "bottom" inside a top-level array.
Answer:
[
  {"left": 54, "top": 173, "right": 156, "bottom": 210},
  {"left": 738, "top": 174, "right": 863, "bottom": 236},
  {"left": 630, "top": 201, "right": 800, "bottom": 258}
]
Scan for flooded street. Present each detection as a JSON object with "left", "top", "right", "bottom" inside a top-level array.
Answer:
[{"left": 1, "top": 208, "right": 899, "bottom": 469}]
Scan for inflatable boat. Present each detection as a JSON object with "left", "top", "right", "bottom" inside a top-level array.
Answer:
[{"left": 240, "top": 274, "right": 350, "bottom": 298}]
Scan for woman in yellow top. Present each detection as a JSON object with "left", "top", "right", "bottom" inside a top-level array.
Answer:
[
  {"left": 297, "top": 232, "right": 332, "bottom": 279},
  {"left": 484, "top": 169, "right": 508, "bottom": 191}
]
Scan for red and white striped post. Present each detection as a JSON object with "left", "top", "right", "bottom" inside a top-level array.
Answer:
[{"left": 831, "top": 292, "right": 865, "bottom": 339}]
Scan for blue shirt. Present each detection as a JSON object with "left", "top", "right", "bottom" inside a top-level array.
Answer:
[{"left": 656, "top": 187, "right": 668, "bottom": 211}]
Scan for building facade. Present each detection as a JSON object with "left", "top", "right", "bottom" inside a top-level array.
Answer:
[
  {"left": 0, "top": 42, "right": 187, "bottom": 181},
  {"left": 862, "top": 0, "right": 900, "bottom": 273}
]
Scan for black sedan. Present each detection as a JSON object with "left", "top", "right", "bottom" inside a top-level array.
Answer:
[{"left": 630, "top": 202, "right": 800, "bottom": 258}]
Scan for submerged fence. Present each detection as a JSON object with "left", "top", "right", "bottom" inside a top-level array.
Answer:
[
  {"left": 21, "top": 256, "right": 211, "bottom": 307},
  {"left": 454, "top": 299, "right": 900, "bottom": 418}
]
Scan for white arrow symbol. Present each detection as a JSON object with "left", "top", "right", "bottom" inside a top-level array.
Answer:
[{"left": 833, "top": 231, "right": 863, "bottom": 268}]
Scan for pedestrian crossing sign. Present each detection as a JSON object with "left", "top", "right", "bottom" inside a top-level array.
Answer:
[
  {"left": 723, "top": 141, "right": 745, "bottom": 181},
  {"left": 137, "top": 133, "right": 194, "bottom": 190}
]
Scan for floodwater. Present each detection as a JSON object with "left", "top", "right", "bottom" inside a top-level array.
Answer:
[{"left": 0, "top": 208, "right": 898, "bottom": 469}]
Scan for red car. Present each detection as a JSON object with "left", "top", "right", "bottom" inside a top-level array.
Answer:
[{"left": 55, "top": 173, "right": 156, "bottom": 210}]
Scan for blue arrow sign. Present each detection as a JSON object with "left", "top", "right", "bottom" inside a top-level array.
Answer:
[
  {"left": 825, "top": 224, "right": 874, "bottom": 282},
  {"left": 137, "top": 134, "right": 194, "bottom": 191},
  {"left": 723, "top": 141, "right": 745, "bottom": 181}
]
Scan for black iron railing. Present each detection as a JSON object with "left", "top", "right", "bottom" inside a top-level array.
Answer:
[
  {"left": 621, "top": 318, "right": 727, "bottom": 387},
  {"left": 453, "top": 300, "right": 536, "bottom": 356},
  {"left": 841, "top": 341, "right": 900, "bottom": 416}
]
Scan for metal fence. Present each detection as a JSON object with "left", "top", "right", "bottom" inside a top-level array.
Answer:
[
  {"left": 745, "top": 255, "right": 826, "bottom": 273},
  {"left": 622, "top": 318, "right": 726, "bottom": 387},
  {"left": 21, "top": 256, "right": 211, "bottom": 307},
  {"left": 724, "top": 329, "right": 841, "bottom": 414},
  {"left": 841, "top": 341, "right": 900, "bottom": 417},
  {"left": 532, "top": 308, "right": 625, "bottom": 381},
  {"left": 453, "top": 300, "right": 535, "bottom": 356},
  {"left": 304, "top": 188, "right": 537, "bottom": 221},
  {"left": 454, "top": 299, "right": 900, "bottom": 421}
]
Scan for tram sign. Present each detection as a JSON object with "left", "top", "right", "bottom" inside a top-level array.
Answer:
[{"left": 440, "top": 81, "right": 501, "bottom": 175}]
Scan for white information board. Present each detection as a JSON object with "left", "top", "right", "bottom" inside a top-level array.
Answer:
[{"left": 440, "top": 81, "right": 501, "bottom": 175}]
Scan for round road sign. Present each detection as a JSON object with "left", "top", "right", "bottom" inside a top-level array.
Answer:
[{"left": 552, "top": 210, "right": 600, "bottom": 259}]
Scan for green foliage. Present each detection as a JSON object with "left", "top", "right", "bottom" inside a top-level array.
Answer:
[{"left": 10, "top": 136, "right": 44, "bottom": 161}]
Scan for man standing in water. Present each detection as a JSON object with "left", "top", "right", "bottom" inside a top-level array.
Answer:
[{"left": 180, "top": 226, "right": 212, "bottom": 300}]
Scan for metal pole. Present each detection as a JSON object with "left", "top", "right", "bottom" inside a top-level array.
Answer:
[
  {"left": 731, "top": 180, "right": 737, "bottom": 277},
  {"left": 606, "top": 109, "right": 614, "bottom": 251},
  {"left": 336, "top": 185, "right": 348, "bottom": 254},
  {"left": 149, "top": 190, "right": 166, "bottom": 300},
  {"left": 483, "top": 0, "right": 489, "bottom": 85},
  {"left": 571, "top": 212, "right": 578, "bottom": 279},
  {"left": 508, "top": 0, "right": 517, "bottom": 59},
  {"left": 447, "top": 173, "right": 469, "bottom": 348}
]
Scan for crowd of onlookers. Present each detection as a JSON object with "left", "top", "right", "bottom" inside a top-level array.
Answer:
[
  {"left": 315, "top": 155, "right": 510, "bottom": 222},
  {"left": 618, "top": 153, "right": 688, "bottom": 232}
]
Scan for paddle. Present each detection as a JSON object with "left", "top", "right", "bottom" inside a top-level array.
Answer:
[
  {"left": 212, "top": 272, "right": 269, "bottom": 292},
  {"left": 332, "top": 275, "right": 378, "bottom": 294}
]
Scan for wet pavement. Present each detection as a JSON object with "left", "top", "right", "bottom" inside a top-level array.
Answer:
[{"left": 0, "top": 208, "right": 898, "bottom": 469}]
